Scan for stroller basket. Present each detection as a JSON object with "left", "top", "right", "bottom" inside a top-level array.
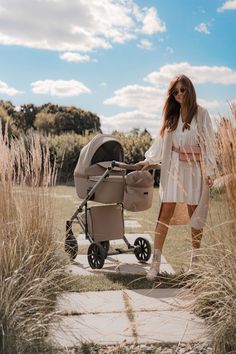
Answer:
[{"left": 82, "top": 204, "right": 124, "bottom": 242}]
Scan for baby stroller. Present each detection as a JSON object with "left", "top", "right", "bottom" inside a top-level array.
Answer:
[{"left": 65, "top": 134, "right": 155, "bottom": 269}]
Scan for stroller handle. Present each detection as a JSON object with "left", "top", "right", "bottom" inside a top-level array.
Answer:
[{"left": 111, "top": 160, "right": 160, "bottom": 170}]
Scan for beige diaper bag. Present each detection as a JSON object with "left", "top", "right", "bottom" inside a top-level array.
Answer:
[{"left": 123, "top": 170, "right": 154, "bottom": 212}]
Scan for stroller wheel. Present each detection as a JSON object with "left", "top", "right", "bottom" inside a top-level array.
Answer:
[
  {"left": 134, "top": 237, "right": 152, "bottom": 263},
  {"left": 88, "top": 242, "right": 106, "bottom": 269},
  {"left": 99, "top": 241, "right": 110, "bottom": 257},
  {"left": 65, "top": 234, "right": 78, "bottom": 261}
]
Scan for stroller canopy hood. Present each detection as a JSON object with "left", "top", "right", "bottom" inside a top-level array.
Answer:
[{"left": 74, "top": 134, "right": 124, "bottom": 177}]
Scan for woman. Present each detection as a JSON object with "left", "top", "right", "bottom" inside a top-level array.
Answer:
[{"left": 137, "top": 75, "right": 217, "bottom": 280}]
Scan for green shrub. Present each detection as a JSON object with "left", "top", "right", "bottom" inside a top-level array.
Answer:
[
  {"left": 114, "top": 131, "right": 160, "bottom": 185},
  {"left": 113, "top": 131, "right": 152, "bottom": 163},
  {"left": 47, "top": 132, "right": 95, "bottom": 183},
  {"left": 34, "top": 111, "right": 57, "bottom": 134}
]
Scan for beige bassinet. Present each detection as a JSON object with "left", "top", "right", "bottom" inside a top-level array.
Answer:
[{"left": 74, "top": 134, "right": 125, "bottom": 203}]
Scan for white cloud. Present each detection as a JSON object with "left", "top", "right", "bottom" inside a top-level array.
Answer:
[
  {"left": 60, "top": 52, "right": 91, "bottom": 62},
  {"left": 31, "top": 79, "right": 91, "bottom": 97},
  {"left": 145, "top": 62, "right": 236, "bottom": 86},
  {"left": 218, "top": 0, "right": 236, "bottom": 12},
  {"left": 0, "top": 80, "right": 23, "bottom": 96},
  {"left": 137, "top": 39, "right": 153, "bottom": 50},
  {"left": 0, "top": 0, "right": 166, "bottom": 55},
  {"left": 140, "top": 7, "right": 166, "bottom": 34},
  {"left": 195, "top": 22, "right": 210, "bottom": 34},
  {"left": 197, "top": 98, "right": 222, "bottom": 110},
  {"left": 104, "top": 84, "right": 165, "bottom": 113},
  {"left": 100, "top": 110, "right": 161, "bottom": 136}
]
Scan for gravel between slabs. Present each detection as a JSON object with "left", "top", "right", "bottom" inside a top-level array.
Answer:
[{"left": 59, "top": 342, "right": 213, "bottom": 354}]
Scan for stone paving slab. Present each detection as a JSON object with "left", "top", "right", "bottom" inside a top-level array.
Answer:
[
  {"left": 126, "top": 289, "right": 191, "bottom": 312},
  {"left": 50, "top": 313, "right": 133, "bottom": 347},
  {"left": 136, "top": 311, "right": 206, "bottom": 344},
  {"left": 57, "top": 290, "right": 125, "bottom": 314},
  {"left": 57, "top": 289, "right": 190, "bottom": 315},
  {"left": 67, "top": 253, "right": 175, "bottom": 276}
]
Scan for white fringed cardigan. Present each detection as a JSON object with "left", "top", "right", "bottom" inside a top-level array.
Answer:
[{"left": 145, "top": 105, "right": 217, "bottom": 229}]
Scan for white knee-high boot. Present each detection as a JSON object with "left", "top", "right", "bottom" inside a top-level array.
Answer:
[{"left": 146, "top": 249, "right": 161, "bottom": 280}]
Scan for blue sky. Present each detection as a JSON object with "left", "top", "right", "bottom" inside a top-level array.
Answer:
[{"left": 0, "top": 0, "right": 236, "bottom": 136}]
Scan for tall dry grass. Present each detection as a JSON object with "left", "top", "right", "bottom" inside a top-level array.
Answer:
[
  {"left": 188, "top": 104, "right": 236, "bottom": 354},
  {"left": 0, "top": 129, "right": 67, "bottom": 353}
]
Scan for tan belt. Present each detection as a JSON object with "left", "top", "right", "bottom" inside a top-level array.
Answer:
[{"left": 172, "top": 145, "right": 201, "bottom": 162}]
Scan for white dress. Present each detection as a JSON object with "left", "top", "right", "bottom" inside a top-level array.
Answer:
[
  {"left": 144, "top": 106, "right": 217, "bottom": 228},
  {"left": 162, "top": 116, "right": 202, "bottom": 204}
]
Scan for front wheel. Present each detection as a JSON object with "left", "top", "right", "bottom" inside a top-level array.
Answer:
[
  {"left": 88, "top": 242, "right": 106, "bottom": 269},
  {"left": 134, "top": 237, "right": 151, "bottom": 263}
]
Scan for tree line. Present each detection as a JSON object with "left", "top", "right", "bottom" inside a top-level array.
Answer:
[{"left": 0, "top": 100, "right": 101, "bottom": 137}]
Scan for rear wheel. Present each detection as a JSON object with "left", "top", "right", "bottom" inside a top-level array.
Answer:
[
  {"left": 100, "top": 241, "right": 110, "bottom": 257},
  {"left": 65, "top": 234, "right": 78, "bottom": 260},
  {"left": 88, "top": 242, "right": 106, "bottom": 269},
  {"left": 134, "top": 237, "right": 151, "bottom": 263}
]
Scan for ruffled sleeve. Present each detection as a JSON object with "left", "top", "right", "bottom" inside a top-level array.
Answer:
[
  {"left": 201, "top": 109, "right": 217, "bottom": 176},
  {"left": 144, "top": 134, "right": 163, "bottom": 164}
]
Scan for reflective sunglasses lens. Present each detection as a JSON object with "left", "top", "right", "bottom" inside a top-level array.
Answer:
[{"left": 172, "top": 87, "right": 186, "bottom": 96}]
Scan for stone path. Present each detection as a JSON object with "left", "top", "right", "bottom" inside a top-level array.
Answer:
[
  {"left": 50, "top": 219, "right": 209, "bottom": 351},
  {"left": 50, "top": 288, "right": 207, "bottom": 348}
]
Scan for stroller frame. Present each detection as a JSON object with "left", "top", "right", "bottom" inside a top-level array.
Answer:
[{"left": 65, "top": 161, "right": 152, "bottom": 269}]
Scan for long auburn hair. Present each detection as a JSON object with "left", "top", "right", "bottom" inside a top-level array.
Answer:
[{"left": 160, "top": 75, "right": 198, "bottom": 137}]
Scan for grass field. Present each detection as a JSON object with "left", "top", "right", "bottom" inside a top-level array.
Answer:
[{"left": 52, "top": 185, "right": 228, "bottom": 272}]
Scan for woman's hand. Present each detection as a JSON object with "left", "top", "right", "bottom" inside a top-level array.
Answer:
[
  {"left": 135, "top": 160, "right": 150, "bottom": 170},
  {"left": 205, "top": 176, "right": 214, "bottom": 187}
]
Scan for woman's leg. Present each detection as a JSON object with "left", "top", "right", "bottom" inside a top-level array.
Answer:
[
  {"left": 154, "top": 202, "right": 177, "bottom": 251},
  {"left": 147, "top": 202, "right": 176, "bottom": 280},
  {"left": 187, "top": 205, "right": 203, "bottom": 248},
  {"left": 187, "top": 204, "right": 203, "bottom": 270}
]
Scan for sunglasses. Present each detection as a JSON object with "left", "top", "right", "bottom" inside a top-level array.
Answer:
[{"left": 172, "top": 87, "right": 187, "bottom": 96}]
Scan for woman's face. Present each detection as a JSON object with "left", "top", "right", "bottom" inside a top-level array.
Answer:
[{"left": 172, "top": 81, "right": 187, "bottom": 105}]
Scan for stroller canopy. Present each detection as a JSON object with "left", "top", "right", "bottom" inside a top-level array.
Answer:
[{"left": 74, "top": 134, "right": 124, "bottom": 177}]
